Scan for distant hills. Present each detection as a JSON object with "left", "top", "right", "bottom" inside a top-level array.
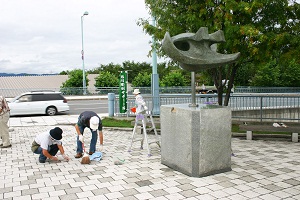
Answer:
[{"left": 0, "top": 73, "right": 58, "bottom": 77}]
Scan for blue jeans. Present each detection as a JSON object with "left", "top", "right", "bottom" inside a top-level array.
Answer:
[
  {"left": 76, "top": 126, "right": 98, "bottom": 154},
  {"left": 34, "top": 144, "right": 59, "bottom": 162}
]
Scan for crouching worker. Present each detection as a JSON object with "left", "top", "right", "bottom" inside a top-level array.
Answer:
[
  {"left": 74, "top": 111, "right": 103, "bottom": 158},
  {"left": 31, "top": 127, "right": 70, "bottom": 163}
]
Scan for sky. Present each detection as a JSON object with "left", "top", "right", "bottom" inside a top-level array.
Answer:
[{"left": 0, "top": 0, "right": 157, "bottom": 74}]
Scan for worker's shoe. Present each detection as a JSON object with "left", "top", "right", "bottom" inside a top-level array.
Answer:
[
  {"left": 89, "top": 151, "right": 94, "bottom": 155},
  {"left": 39, "top": 159, "right": 46, "bottom": 163},
  {"left": 74, "top": 153, "right": 83, "bottom": 158},
  {"left": 1, "top": 144, "right": 12, "bottom": 148}
]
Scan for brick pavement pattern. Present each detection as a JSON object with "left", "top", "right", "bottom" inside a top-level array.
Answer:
[{"left": 1, "top": 124, "right": 300, "bottom": 200}]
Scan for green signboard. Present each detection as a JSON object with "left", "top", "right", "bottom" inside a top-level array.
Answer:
[{"left": 119, "top": 71, "right": 127, "bottom": 113}]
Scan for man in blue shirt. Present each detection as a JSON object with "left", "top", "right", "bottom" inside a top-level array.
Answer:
[{"left": 74, "top": 111, "right": 103, "bottom": 158}]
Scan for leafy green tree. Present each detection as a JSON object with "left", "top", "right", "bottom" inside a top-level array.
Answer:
[
  {"left": 94, "top": 71, "right": 119, "bottom": 87},
  {"left": 61, "top": 69, "right": 89, "bottom": 88},
  {"left": 88, "top": 61, "right": 152, "bottom": 83},
  {"left": 131, "top": 72, "right": 152, "bottom": 87},
  {"left": 250, "top": 59, "right": 281, "bottom": 86},
  {"left": 122, "top": 61, "right": 152, "bottom": 83},
  {"left": 59, "top": 71, "right": 68, "bottom": 75},
  {"left": 60, "top": 69, "right": 89, "bottom": 95},
  {"left": 280, "top": 59, "right": 300, "bottom": 87},
  {"left": 88, "top": 63, "right": 122, "bottom": 77},
  {"left": 139, "top": 0, "right": 300, "bottom": 105},
  {"left": 234, "top": 63, "right": 257, "bottom": 86},
  {"left": 160, "top": 71, "right": 189, "bottom": 87}
]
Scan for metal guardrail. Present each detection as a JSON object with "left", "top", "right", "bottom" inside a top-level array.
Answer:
[
  {"left": 114, "top": 94, "right": 300, "bottom": 122},
  {"left": 2, "top": 86, "right": 300, "bottom": 98},
  {"left": 235, "top": 86, "right": 300, "bottom": 93},
  {"left": 2, "top": 87, "right": 300, "bottom": 122}
]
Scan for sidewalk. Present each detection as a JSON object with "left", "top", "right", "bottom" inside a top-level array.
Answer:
[
  {"left": 1, "top": 115, "right": 300, "bottom": 200},
  {"left": 8, "top": 113, "right": 109, "bottom": 128}
]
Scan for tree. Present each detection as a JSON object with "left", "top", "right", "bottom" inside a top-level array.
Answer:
[
  {"left": 160, "top": 71, "right": 189, "bottom": 87},
  {"left": 131, "top": 72, "right": 152, "bottom": 87},
  {"left": 139, "top": 0, "right": 300, "bottom": 105},
  {"left": 280, "top": 59, "right": 300, "bottom": 87},
  {"left": 94, "top": 71, "right": 119, "bottom": 87},
  {"left": 88, "top": 61, "right": 153, "bottom": 83},
  {"left": 250, "top": 59, "right": 281, "bottom": 86},
  {"left": 60, "top": 69, "right": 89, "bottom": 95}
]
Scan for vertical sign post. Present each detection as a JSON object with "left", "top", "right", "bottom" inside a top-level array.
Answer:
[{"left": 119, "top": 71, "right": 127, "bottom": 113}]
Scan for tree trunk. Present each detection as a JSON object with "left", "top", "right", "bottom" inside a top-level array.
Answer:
[{"left": 224, "top": 64, "right": 239, "bottom": 106}]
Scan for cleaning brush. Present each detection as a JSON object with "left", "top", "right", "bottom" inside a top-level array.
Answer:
[{"left": 81, "top": 143, "right": 91, "bottom": 164}]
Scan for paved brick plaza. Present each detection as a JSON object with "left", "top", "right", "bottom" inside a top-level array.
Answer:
[{"left": 1, "top": 115, "right": 300, "bottom": 200}]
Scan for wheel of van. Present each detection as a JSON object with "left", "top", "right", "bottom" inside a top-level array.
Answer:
[{"left": 46, "top": 106, "right": 57, "bottom": 116}]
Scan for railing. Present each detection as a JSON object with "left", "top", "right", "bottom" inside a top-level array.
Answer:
[
  {"left": 1, "top": 87, "right": 193, "bottom": 98},
  {"left": 235, "top": 86, "right": 300, "bottom": 93},
  {"left": 114, "top": 93, "right": 300, "bottom": 122},
  {"left": 2, "top": 87, "right": 300, "bottom": 122},
  {"left": 2, "top": 86, "right": 300, "bottom": 98}
]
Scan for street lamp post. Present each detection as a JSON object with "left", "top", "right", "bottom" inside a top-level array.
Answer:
[{"left": 81, "top": 11, "right": 88, "bottom": 95}]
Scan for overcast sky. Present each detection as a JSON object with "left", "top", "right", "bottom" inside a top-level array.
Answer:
[{"left": 0, "top": 0, "right": 157, "bottom": 74}]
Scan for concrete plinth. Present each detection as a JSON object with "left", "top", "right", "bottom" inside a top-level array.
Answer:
[{"left": 160, "top": 104, "right": 232, "bottom": 177}]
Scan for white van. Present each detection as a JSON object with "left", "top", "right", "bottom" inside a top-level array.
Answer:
[{"left": 8, "top": 91, "right": 69, "bottom": 116}]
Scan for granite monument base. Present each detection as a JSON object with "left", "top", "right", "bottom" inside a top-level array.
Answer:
[{"left": 160, "top": 104, "right": 232, "bottom": 177}]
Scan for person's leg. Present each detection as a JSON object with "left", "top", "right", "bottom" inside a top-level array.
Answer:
[
  {"left": 76, "top": 135, "right": 83, "bottom": 153},
  {"left": 0, "top": 112, "right": 11, "bottom": 147},
  {"left": 89, "top": 129, "right": 98, "bottom": 153},
  {"left": 34, "top": 146, "right": 47, "bottom": 163},
  {"left": 75, "top": 126, "right": 85, "bottom": 158},
  {"left": 48, "top": 144, "right": 59, "bottom": 156}
]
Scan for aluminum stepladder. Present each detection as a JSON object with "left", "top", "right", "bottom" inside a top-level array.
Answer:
[{"left": 128, "top": 112, "right": 160, "bottom": 156}]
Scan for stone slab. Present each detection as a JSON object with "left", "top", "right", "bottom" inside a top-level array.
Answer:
[{"left": 160, "top": 104, "right": 232, "bottom": 177}]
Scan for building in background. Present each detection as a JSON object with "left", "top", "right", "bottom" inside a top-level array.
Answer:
[{"left": 0, "top": 74, "right": 98, "bottom": 97}]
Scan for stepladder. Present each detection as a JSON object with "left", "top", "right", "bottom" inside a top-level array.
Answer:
[{"left": 128, "top": 112, "right": 160, "bottom": 156}]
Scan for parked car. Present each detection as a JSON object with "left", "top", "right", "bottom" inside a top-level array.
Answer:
[{"left": 8, "top": 91, "right": 70, "bottom": 116}]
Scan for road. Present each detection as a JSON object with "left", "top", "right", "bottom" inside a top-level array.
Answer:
[{"left": 67, "top": 99, "right": 108, "bottom": 115}]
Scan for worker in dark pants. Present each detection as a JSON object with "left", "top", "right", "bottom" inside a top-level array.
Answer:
[
  {"left": 31, "top": 127, "right": 70, "bottom": 163},
  {"left": 74, "top": 111, "right": 103, "bottom": 158}
]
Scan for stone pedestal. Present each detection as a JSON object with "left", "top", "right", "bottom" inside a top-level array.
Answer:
[{"left": 160, "top": 104, "right": 232, "bottom": 177}]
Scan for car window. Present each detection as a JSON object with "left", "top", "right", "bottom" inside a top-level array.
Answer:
[
  {"left": 47, "top": 94, "right": 64, "bottom": 100},
  {"left": 31, "top": 93, "right": 64, "bottom": 101},
  {"left": 31, "top": 94, "right": 46, "bottom": 101},
  {"left": 18, "top": 95, "right": 32, "bottom": 102}
]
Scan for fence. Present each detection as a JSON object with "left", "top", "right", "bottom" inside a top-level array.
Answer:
[
  {"left": 234, "top": 86, "right": 300, "bottom": 93},
  {"left": 114, "top": 93, "right": 300, "bottom": 122},
  {"left": 2, "top": 87, "right": 300, "bottom": 122},
  {"left": 2, "top": 86, "right": 300, "bottom": 98}
]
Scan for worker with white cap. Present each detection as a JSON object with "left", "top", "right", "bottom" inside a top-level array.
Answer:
[
  {"left": 132, "top": 89, "right": 148, "bottom": 116},
  {"left": 74, "top": 111, "right": 103, "bottom": 158}
]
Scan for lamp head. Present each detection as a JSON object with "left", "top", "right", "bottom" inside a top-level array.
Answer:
[{"left": 83, "top": 11, "right": 89, "bottom": 16}]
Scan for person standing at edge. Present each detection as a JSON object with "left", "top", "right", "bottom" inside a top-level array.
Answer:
[
  {"left": 32, "top": 127, "right": 70, "bottom": 163},
  {"left": 0, "top": 95, "right": 12, "bottom": 148},
  {"left": 74, "top": 111, "right": 103, "bottom": 158},
  {"left": 132, "top": 89, "right": 148, "bottom": 116}
]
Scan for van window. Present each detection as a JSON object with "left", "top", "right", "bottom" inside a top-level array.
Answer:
[
  {"left": 18, "top": 95, "right": 32, "bottom": 102},
  {"left": 31, "top": 93, "right": 64, "bottom": 101}
]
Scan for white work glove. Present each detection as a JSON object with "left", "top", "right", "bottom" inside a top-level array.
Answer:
[
  {"left": 62, "top": 154, "right": 70, "bottom": 161},
  {"left": 79, "top": 134, "right": 84, "bottom": 143},
  {"left": 99, "top": 144, "right": 104, "bottom": 152},
  {"left": 144, "top": 106, "right": 148, "bottom": 111}
]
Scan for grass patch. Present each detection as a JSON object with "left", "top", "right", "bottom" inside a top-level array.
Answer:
[
  {"left": 102, "top": 117, "right": 133, "bottom": 128},
  {"left": 232, "top": 124, "right": 241, "bottom": 133},
  {"left": 252, "top": 131, "right": 291, "bottom": 135},
  {"left": 232, "top": 124, "right": 291, "bottom": 135},
  {"left": 102, "top": 119, "right": 292, "bottom": 135}
]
